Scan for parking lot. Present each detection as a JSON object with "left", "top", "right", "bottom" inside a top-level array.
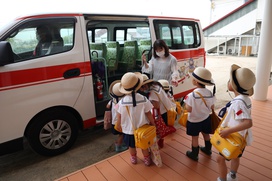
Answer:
[{"left": 0, "top": 55, "right": 258, "bottom": 181}]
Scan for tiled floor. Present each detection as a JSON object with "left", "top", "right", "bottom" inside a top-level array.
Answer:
[{"left": 56, "top": 86, "right": 272, "bottom": 181}]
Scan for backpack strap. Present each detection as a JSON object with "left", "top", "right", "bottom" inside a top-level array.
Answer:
[
  {"left": 154, "top": 92, "right": 168, "bottom": 111},
  {"left": 194, "top": 91, "right": 208, "bottom": 108}
]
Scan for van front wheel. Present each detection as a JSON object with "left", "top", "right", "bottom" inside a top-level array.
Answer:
[{"left": 26, "top": 108, "right": 78, "bottom": 156}]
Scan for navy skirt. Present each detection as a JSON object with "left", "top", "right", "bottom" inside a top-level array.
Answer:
[{"left": 123, "top": 134, "right": 136, "bottom": 148}]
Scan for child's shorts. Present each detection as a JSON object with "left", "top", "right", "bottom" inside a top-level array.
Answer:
[
  {"left": 111, "top": 124, "right": 123, "bottom": 135},
  {"left": 186, "top": 116, "right": 212, "bottom": 136},
  {"left": 123, "top": 134, "right": 136, "bottom": 148}
]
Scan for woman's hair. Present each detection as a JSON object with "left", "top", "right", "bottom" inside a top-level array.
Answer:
[
  {"left": 36, "top": 25, "right": 52, "bottom": 42},
  {"left": 153, "top": 39, "right": 170, "bottom": 58}
]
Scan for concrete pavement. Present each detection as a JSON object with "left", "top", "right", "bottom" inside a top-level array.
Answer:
[{"left": 205, "top": 55, "right": 257, "bottom": 110}]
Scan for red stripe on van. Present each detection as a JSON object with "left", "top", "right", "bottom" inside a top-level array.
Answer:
[
  {"left": 171, "top": 48, "right": 205, "bottom": 60},
  {"left": 173, "top": 88, "right": 195, "bottom": 99},
  {"left": 83, "top": 117, "right": 99, "bottom": 129},
  {"left": 0, "top": 62, "right": 91, "bottom": 89}
]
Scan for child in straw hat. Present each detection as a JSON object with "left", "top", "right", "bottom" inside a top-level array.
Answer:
[
  {"left": 115, "top": 72, "right": 155, "bottom": 166},
  {"left": 138, "top": 74, "right": 176, "bottom": 149},
  {"left": 157, "top": 79, "right": 176, "bottom": 108},
  {"left": 216, "top": 64, "right": 255, "bottom": 181},
  {"left": 137, "top": 74, "right": 154, "bottom": 99},
  {"left": 158, "top": 78, "right": 183, "bottom": 116},
  {"left": 106, "top": 80, "right": 127, "bottom": 153},
  {"left": 141, "top": 76, "right": 176, "bottom": 148},
  {"left": 183, "top": 67, "right": 216, "bottom": 161},
  {"left": 148, "top": 80, "right": 175, "bottom": 126}
]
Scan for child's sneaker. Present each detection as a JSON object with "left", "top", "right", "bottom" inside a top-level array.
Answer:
[
  {"left": 144, "top": 155, "right": 151, "bottom": 166},
  {"left": 227, "top": 172, "right": 238, "bottom": 181},
  {"left": 115, "top": 143, "right": 128, "bottom": 152},
  {"left": 130, "top": 155, "right": 137, "bottom": 164}
]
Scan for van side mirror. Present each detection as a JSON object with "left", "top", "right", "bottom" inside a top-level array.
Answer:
[{"left": 0, "top": 41, "right": 14, "bottom": 66}]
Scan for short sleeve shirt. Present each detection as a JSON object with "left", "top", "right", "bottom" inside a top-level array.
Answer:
[
  {"left": 221, "top": 95, "right": 253, "bottom": 145},
  {"left": 116, "top": 93, "right": 153, "bottom": 135},
  {"left": 149, "top": 85, "right": 174, "bottom": 114},
  {"left": 184, "top": 88, "right": 216, "bottom": 123}
]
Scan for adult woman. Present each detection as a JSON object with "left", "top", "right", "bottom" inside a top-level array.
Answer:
[{"left": 141, "top": 39, "right": 179, "bottom": 86}]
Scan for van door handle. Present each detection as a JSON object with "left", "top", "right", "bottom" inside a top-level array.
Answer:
[{"left": 63, "top": 68, "right": 80, "bottom": 78}]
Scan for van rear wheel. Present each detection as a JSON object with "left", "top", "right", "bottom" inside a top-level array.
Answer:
[{"left": 27, "top": 108, "right": 78, "bottom": 156}]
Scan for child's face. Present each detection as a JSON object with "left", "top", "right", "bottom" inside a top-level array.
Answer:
[
  {"left": 192, "top": 78, "right": 197, "bottom": 86},
  {"left": 140, "top": 84, "right": 149, "bottom": 92},
  {"left": 227, "top": 80, "right": 234, "bottom": 92}
]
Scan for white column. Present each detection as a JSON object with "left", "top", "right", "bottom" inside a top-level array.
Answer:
[
  {"left": 224, "top": 37, "right": 227, "bottom": 55},
  {"left": 234, "top": 37, "right": 237, "bottom": 55},
  {"left": 253, "top": 0, "right": 272, "bottom": 101},
  {"left": 238, "top": 36, "right": 241, "bottom": 57},
  {"left": 217, "top": 37, "right": 219, "bottom": 55}
]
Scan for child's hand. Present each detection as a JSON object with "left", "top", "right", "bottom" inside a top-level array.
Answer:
[
  {"left": 219, "top": 128, "right": 231, "bottom": 138},
  {"left": 142, "top": 54, "right": 147, "bottom": 64},
  {"left": 171, "top": 79, "right": 178, "bottom": 87}
]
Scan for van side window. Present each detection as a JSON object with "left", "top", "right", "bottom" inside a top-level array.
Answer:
[
  {"left": 87, "top": 20, "right": 151, "bottom": 76},
  {"left": 88, "top": 28, "right": 108, "bottom": 43},
  {"left": 5, "top": 18, "right": 75, "bottom": 63},
  {"left": 154, "top": 20, "right": 201, "bottom": 49},
  {"left": 158, "top": 25, "right": 172, "bottom": 47},
  {"left": 114, "top": 27, "right": 151, "bottom": 46},
  {"left": 116, "top": 29, "right": 125, "bottom": 44},
  {"left": 195, "top": 23, "right": 201, "bottom": 45},
  {"left": 183, "top": 25, "right": 194, "bottom": 45}
]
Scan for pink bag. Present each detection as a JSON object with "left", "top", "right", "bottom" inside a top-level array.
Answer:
[
  {"left": 103, "top": 110, "right": 112, "bottom": 130},
  {"left": 153, "top": 108, "right": 176, "bottom": 139},
  {"left": 155, "top": 116, "right": 176, "bottom": 139}
]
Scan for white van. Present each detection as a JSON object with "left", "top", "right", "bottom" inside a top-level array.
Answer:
[{"left": 0, "top": 13, "right": 205, "bottom": 156}]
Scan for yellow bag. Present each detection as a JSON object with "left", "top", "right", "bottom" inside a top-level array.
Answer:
[
  {"left": 178, "top": 108, "right": 188, "bottom": 127},
  {"left": 211, "top": 127, "right": 247, "bottom": 159},
  {"left": 175, "top": 101, "right": 182, "bottom": 115},
  {"left": 114, "top": 122, "right": 122, "bottom": 132},
  {"left": 134, "top": 124, "right": 157, "bottom": 149},
  {"left": 167, "top": 107, "right": 177, "bottom": 126}
]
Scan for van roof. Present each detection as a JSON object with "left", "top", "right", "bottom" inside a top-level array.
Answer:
[{"left": 15, "top": 13, "right": 200, "bottom": 22}]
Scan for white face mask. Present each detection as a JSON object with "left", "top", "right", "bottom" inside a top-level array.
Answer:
[{"left": 156, "top": 51, "right": 165, "bottom": 57}]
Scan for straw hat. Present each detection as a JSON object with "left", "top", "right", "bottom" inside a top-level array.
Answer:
[
  {"left": 142, "top": 74, "right": 154, "bottom": 85},
  {"left": 109, "top": 80, "right": 125, "bottom": 97},
  {"left": 157, "top": 79, "right": 170, "bottom": 90},
  {"left": 119, "top": 72, "right": 143, "bottom": 94},
  {"left": 192, "top": 67, "right": 214, "bottom": 86},
  {"left": 229, "top": 64, "right": 256, "bottom": 96}
]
